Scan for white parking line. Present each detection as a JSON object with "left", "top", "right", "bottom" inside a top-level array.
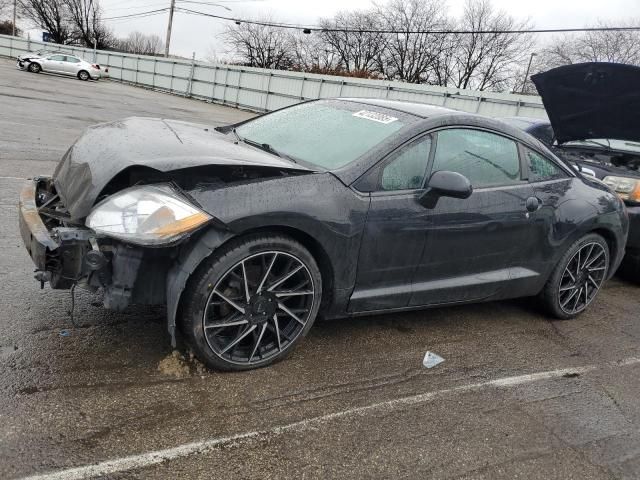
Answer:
[
  {"left": 19, "top": 357, "right": 640, "bottom": 480},
  {"left": 0, "top": 176, "right": 27, "bottom": 180}
]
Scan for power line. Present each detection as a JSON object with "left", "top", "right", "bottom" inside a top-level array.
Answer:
[
  {"left": 177, "top": 0, "right": 232, "bottom": 10},
  {"left": 175, "top": 7, "right": 640, "bottom": 35},
  {"left": 175, "top": 8, "right": 315, "bottom": 28},
  {"left": 102, "top": 2, "right": 170, "bottom": 13},
  {"left": 101, "top": 6, "right": 640, "bottom": 36},
  {"left": 103, "top": 8, "right": 170, "bottom": 20}
]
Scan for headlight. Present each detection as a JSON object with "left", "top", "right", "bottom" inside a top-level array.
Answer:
[
  {"left": 86, "top": 184, "right": 211, "bottom": 245},
  {"left": 603, "top": 176, "right": 640, "bottom": 203}
]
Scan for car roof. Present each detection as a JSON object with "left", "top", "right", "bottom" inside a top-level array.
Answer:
[
  {"left": 501, "top": 116, "right": 549, "bottom": 126},
  {"left": 334, "top": 97, "right": 553, "bottom": 149},
  {"left": 339, "top": 97, "right": 459, "bottom": 118}
]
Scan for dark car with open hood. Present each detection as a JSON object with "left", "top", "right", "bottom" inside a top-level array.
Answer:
[
  {"left": 19, "top": 98, "right": 628, "bottom": 370},
  {"left": 504, "top": 62, "right": 640, "bottom": 278}
]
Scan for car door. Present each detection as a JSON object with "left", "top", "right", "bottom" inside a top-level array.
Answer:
[
  {"left": 63, "top": 56, "right": 82, "bottom": 75},
  {"left": 520, "top": 145, "right": 574, "bottom": 277},
  {"left": 349, "top": 134, "right": 434, "bottom": 312},
  {"left": 409, "top": 128, "right": 539, "bottom": 306},
  {"left": 42, "top": 55, "right": 66, "bottom": 73}
]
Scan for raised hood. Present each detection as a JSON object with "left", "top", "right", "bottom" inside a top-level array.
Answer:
[
  {"left": 531, "top": 62, "right": 640, "bottom": 144},
  {"left": 53, "top": 117, "right": 310, "bottom": 219}
]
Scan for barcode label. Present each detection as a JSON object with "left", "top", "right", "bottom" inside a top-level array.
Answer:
[{"left": 352, "top": 110, "right": 398, "bottom": 124}]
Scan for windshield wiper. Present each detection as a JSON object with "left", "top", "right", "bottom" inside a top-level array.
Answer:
[{"left": 236, "top": 133, "right": 298, "bottom": 164}]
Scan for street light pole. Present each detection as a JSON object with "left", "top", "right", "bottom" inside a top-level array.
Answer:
[
  {"left": 164, "top": 0, "right": 176, "bottom": 57},
  {"left": 12, "top": 0, "right": 17, "bottom": 36},
  {"left": 520, "top": 52, "right": 537, "bottom": 94}
]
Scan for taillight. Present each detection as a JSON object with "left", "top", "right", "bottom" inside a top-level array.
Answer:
[{"left": 92, "top": 64, "right": 100, "bottom": 69}]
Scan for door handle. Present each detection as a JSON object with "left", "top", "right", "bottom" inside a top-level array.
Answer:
[{"left": 525, "top": 196, "right": 541, "bottom": 212}]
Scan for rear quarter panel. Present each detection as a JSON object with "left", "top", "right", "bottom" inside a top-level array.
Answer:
[{"left": 531, "top": 176, "right": 627, "bottom": 284}]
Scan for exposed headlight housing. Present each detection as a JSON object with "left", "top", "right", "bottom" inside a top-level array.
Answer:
[
  {"left": 86, "top": 184, "right": 211, "bottom": 245},
  {"left": 603, "top": 176, "right": 640, "bottom": 204}
]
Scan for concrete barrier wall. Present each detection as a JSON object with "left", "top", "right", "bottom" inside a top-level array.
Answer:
[{"left": 0, "top": 33, "right": 547, "bottom": 119}]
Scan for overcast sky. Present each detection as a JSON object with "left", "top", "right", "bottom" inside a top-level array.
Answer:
[{"left": 98, "top": 0, "right": 640, "bottom": 59}]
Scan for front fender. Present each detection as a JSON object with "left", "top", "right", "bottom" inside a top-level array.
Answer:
[{"left": 165, "top": 228, "right": 233, "bottom": 347}]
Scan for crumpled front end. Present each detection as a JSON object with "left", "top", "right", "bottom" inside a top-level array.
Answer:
[{"left": 18, "top": 177, "right": 171, "bottom": 309}]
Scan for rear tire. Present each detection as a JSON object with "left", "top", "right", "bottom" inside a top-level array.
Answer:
[
  {"left": 78, "top": 70, "right": 90, "bottom": 81},
  {"left": 540, "top": 233, "right": 609, "bottom": 319},
  {"left": 28, "top": 62, "right": 41, "bottom": 73},
  {"left": 180, "top": 234, "right": 322, "bottom": 371}
]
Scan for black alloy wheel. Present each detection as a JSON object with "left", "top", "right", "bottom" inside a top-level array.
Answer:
[
  {"left": 181, "top": 234, "right": 322, "bottom": 371},
  {"left": 542, "top": 233, "right": 609, "bottom": 319}
]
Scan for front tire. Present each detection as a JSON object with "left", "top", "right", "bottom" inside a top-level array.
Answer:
[
  {"left": 541, "top": 233, "right": 609, "bottom": 319},
  {"left": 616, "top": 253, "right": 640, "bottom": 283},
  {"left": 180, "top": 234, "right": 322, "bottom": 371},
  {"left": 28, "top": 62, "right": 41, "bottom": 73}
]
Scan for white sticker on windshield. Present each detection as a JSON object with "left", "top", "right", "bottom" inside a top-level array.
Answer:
[{"left": 352, "top": 110, "right": 398, "bottom": 124}]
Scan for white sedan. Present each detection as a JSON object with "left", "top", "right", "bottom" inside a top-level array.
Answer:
[{"left": 17, "top": 53, "right": 104, "bottom": 81}]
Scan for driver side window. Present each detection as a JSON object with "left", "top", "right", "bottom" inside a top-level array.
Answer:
[
  {"left": 380, "top": 135, "right": 432, "bottom": 191},
  {"left": 432, "top": 129, "right": 522, "bottom": 188}
]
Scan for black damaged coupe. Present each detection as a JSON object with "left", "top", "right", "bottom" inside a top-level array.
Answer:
[{"left": 19, "top": 98, "right": 628, "bottom": 370}]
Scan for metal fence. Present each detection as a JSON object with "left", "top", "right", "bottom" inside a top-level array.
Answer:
[{"left": 0, "top": 33, "right": 547, "bottom": 119}]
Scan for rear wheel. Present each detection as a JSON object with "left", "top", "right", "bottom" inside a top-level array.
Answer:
[
  {"left": 28, "top": 62, "right": 41, "bottom": 73},
  {"left": 78, "top": 70, "right": 90, "bottom": 81},
  {"left": 541, "top": 233, "right": 609, "bottom": 319},
  {"left": 180, "top": 234, "right": 322, "bottom": 371}
]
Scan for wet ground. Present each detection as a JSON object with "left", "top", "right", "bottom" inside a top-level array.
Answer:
[{"left": 1, "top": 58, "right": 639, "bottom": 479}]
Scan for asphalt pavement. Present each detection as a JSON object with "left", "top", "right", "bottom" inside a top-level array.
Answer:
[{"left": 1, "top": 58, "right": 639, "bottom": 480}]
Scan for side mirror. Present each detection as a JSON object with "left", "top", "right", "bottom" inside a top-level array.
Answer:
[
  {"left": 419, "top": 170, "right": 473, "bottom": 208},
  {"left": 572, "top": 163, "right": 596, "bottom": 178}
]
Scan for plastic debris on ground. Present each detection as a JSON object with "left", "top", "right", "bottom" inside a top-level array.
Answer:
[
  {"left": 423, "top": 351, "right": 445, "bottom": 368},
  {"left": 59, "top": 330, "right": 71, "bottom": 337}
]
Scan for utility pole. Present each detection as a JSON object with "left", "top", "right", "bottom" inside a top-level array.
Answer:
[
  {"left": 12, "top": 0, "right": 17, "bottom": 36},
  {"left": 164, "top": 0, "right": 176, "bottom": 58},
  {"left": 520, "top": 52, "right": 537, "bottom": 94}
]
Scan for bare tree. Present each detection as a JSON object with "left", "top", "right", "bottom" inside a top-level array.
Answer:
[
  {"left": 375, "top": 0, "right": 449, "bottom": 83},
  {"left": 115, "top": 31, "right": 164, "bottom": 55},
  {"left": 541, "top": 19, "right": 640, "bottom": 69},
  {"left": 18, "top": 0, "right": 71, "bottom": 44},
  {"left": 0, "top": 0, "right": 12, "bottom": 17},
  {"left": 430, "top": 29, "right": 460, "bottom": 87},
  {"left": 63, "top": 0, "right": 113, "bottom": 49},
  {"left": 319, "top": 10, "right": 387, "bottom": 75},
  {"left": 223, "top": 20, "right": 293, "bottom": 69},
  {"left": 0, "top": 19, "right": 21, "bottom": 35},
  {"left": 451, "top": 0, "right": 534, "bottom": 91},
  {"left": 289, "top": 31, "right": 342, "bottom": 72}
]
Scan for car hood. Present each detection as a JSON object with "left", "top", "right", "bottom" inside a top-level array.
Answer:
[
  {"left": 53, "top": 117, "right": 311, "bottom": 220},
  {"left": 531, "top": 62, "right": 640, "bottom": 144},
  {"left": 18, "top": 54, "right": 44, "bottom": 61}
]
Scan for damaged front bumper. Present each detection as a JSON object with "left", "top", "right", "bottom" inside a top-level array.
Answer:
[
  {"left": 18, "top": 177, "right": 170, "bottom": 309},
  {"left": 19, "top": 177, "right": 96, "bottom": 289}
]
